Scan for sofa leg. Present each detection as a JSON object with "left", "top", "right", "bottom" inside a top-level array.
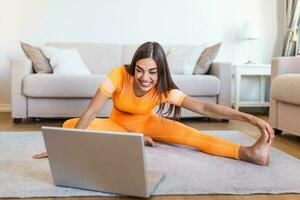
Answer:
[
  {"left": 13, "top": 118, "right": 23, "bottom": 124},
  {"left": 32, "top": 117, "right": 42, "bottom": 122},
  {"left": 221, "top": 119, "right": 229, "bottom": 123},
  {"left": 274, "top": 128, "right": 282, "bottom": 135}
]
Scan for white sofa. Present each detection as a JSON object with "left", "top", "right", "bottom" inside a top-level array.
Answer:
[{"left": 10, "top": 43, "right": 232, "bottom": 123}]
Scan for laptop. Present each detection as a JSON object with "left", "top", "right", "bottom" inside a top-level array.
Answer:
[{"left": 41, "top": 126, "right": 165, "bottom": 198}]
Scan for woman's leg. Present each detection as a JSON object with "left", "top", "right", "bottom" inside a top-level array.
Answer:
[
  {"left": 63, "top": 118, "right": 128, "bottom": 132},
  {"left": 32, "top": 118, "right": 128, "bottom": 159},
  {"left": 141, "top": 114, "right": 240, "bottom": 160}
]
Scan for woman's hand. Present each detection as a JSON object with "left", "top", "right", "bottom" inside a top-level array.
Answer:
[
  {"left": 144, "top": 136, "right": 157, "bottom": 147},
  {"left": 252, "top": 118, "right": 275, "bottom": 143},
  {"left": 32, "top": 152, "right": 48, "bottom": 159}
]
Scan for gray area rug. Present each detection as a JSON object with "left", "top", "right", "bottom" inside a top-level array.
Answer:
[{"left": 1, "top": 130, "right": 300, "bottom": 198}]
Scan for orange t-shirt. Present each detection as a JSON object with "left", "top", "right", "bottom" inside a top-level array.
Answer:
[{"left": 99, "top": 66, "right": 187, "bottom": 115}]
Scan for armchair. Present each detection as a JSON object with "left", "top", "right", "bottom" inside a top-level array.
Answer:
[{"left": 269, "top": 56, "right": 300, "bottom": 137}]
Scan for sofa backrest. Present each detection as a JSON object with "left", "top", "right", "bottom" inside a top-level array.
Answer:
[
  {"left": 121, "top": 45, "right": 174, "bottom": 64},
  {"left": 47, "top": 42, "right": 205, "bottom": 75}
]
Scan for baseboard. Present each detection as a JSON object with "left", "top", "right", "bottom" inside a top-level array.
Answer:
[{"left": 0, "top": 104, "right": 11, "bottom": 112}]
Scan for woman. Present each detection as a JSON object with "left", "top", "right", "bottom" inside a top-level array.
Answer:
[{"left": 33, "top": 41, "right": 274, "bottom": 166}]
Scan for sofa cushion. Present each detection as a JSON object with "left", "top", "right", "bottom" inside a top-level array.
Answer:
[
  {"left": 20, "top": 42, "right": 53, "bottom": 74},
  {"left": 271, "top": 74, "right": 300, "bottom": 105},
  {"left": 23, "top": 74, "right": 105, "bottom": 98},
  {"left": 167, "top": 45, "right": 206, "bottom": 75},
  {"left": 23, "top": 74, "right": 220, "bottom": 98},
  {"left": 47, "top": 43, "right": 122, "bottom": 74},
  {"left": 172, "top": 75, "right": 220, "bottom": 96},
  {"left": 194, "top": 43, "right": 221, "bottom": 75},
  {"left": 40, "top": 46, "right": 91, "bottom": 75}
]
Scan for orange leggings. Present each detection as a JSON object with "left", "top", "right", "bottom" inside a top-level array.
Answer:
[{"left": 63, "top": 107, "right": 240, "bottom": 159}]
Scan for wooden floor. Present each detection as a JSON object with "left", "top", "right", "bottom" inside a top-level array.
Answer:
[{"left": 1, "top": 112, "right": 300, "bottom": 200}]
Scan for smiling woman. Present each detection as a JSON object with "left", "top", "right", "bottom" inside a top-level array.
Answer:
[
  {"left": 32, "top": 41, "right": 274, "bottom": 167},
  {"left": 123, "top": 42, "right": 182, "bottom": 119}
]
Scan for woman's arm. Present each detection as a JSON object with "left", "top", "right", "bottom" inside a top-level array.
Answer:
[
  {"left": 181, "top": 96, "right": 274, "bottom": 142},
  {"left": 181, "top": 96, "right": 255, "bottom": 122},
  {"left": 74, "top": 88, "right": 109, "bottom": 129}
]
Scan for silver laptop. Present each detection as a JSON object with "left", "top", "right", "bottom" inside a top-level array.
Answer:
[{"left": 41, "top": 126, "right": 165, "bottom": 198}]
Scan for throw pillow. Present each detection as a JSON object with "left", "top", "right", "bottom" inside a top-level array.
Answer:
[
  {"left": 40, "top": 46, "right": 91, "bottom": 75},
  {"left": 167, "top": 45, "right": 206, "bottom": 75},
  {"left": 193, "top": 43, "right": 221, "bottom": 75},
  {"left": 20, "top": 42, "right": 52, "bottom": 73}
]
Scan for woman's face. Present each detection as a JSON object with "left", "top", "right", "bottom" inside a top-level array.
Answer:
[{"left": 134, "top": 58, "right": 158, "bottom": 95}]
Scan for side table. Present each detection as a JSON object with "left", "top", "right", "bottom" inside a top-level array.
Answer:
[{"left": 234, "top": 64, "right": 271, "bottom": 110}]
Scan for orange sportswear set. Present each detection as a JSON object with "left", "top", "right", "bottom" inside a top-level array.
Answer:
[{"left": 63, "top": 66, "right": 240, "bottom": 160}]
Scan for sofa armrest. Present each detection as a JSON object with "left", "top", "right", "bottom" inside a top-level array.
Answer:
[
  {"left": 10, "top": 59, "right": 33, "bottom": 118},
  {"left": 271, "top": 57, "right": 300, "bottom": 81},
  {"left": 208, "top": 62, "right": 232, "bottom": 107}
]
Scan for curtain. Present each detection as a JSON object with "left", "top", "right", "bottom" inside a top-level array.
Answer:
[{"left": 282, "top": 0, "right": 300, "bottom": 56}]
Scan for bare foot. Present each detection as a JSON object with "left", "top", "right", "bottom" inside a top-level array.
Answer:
[{"left": 239, "top": 135, "right": 271, "bottom": 166}]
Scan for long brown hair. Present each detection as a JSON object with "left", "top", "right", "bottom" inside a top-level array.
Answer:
[{"left": 125, "top": 41, "right": 181, "bottom": 120}]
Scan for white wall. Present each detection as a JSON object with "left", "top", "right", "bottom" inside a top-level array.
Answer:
[{"left": 0, "top": 0, "right": 284, "bottom": 110}]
